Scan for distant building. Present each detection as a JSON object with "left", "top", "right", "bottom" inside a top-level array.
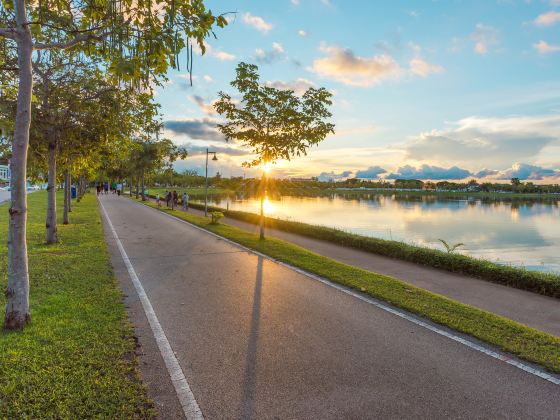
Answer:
[{"left": 0, "top": 163, "right": 9, "bottom": 182}]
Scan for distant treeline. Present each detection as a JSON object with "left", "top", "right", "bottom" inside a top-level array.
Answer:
[{"left": 150, "top": 170, "right": 560, "bottom": 195}]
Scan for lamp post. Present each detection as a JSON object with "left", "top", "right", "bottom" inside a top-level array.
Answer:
[{"left": 205, "top": 148, "right": 218, "bottom": 217}]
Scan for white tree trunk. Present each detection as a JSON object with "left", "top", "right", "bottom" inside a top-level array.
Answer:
[
  {"left": 45, "top": 142, "right": 57, "bottom": 243},
  {"left": 5, "top": 0, "right": 33, "bottom": 330}
]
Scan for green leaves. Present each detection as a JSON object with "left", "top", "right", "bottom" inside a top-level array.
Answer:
[{"left": 214, "top": 62, "right": 335, "bottom": 168}]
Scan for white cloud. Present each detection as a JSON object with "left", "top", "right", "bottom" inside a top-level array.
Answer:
[
  {"left": 291, "top": 0, "right": 300, "bottom": 5},
  {"left": 403, "top": 114, "right": 560, "bottom": 168},
  {"left": 255, "top": 42, "right": 286, "bottom": 63},
  {"left": 298, "top": 29, "right": 307, "bottom": 37},
  {"left": 266, "top": 78, "right": 315, "bottom": 95},
  {"left": 214, "top": 51, "right": 236, "bottom": 61},
  {"left": 203, "top": 75, "right": 213, "bottom": 83},
  {"left": 189, "top": 95, "right": 217, "bottom": 115},
  {"left": 386, "top": 165, "right": 472, "bottom": 180},
  {"left": 311, "top": 44, "right": 402, "bottom": 86},
  {"left": 471, "top": 24, "right": 499, "bottom": 54},
  {"left": 409, "top": 57, "right": 444, "bottom": 77},
  {"left": 533, "top": 40, "right": 560, "bottom": 54},
  {"left": 191, "top": 42, "right": 235, "bottom": 61},
  {"left": 407, "top": 10, "right": 419, "bottom": 17},
  {"left": 272, "top": 42, "right": 284, "bottom": 53},
  {"left": 534, "top": 11, "right": 560, "bottom": 26},
  {"left": 242, "top": 12, "right": 273, "bottom": 33},
  {"left": 476, "top": 163, "right": 559, "bottom": 180}
]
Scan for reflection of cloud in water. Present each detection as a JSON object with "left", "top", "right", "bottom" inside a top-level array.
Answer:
[
  {"left": 403, "top": 218, "right": 550, "bottom": 249},
  {"left": 211, "top": 194, "right": 560, "bottom": 273}
]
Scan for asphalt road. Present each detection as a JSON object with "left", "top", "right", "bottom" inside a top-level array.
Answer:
[
  {"left": 100, "top": 195, "right": 560, "bottom": 419},
  {"left": 183, "top": 205, "right": 560, "bottom": 337}
]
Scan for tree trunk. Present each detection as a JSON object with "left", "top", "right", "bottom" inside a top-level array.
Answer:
[
  {"left": 63, "top": 170, "right": 69, "bottom": 225},
  {"left": 135, "top": 178, "right": 139, "bottom": 199},
  {"left": 259, "top": 171, "right": 266, "bottom": 240},
  {"left": 5, "top": 0, "right": 33, "bottom": 330},
  {"left": 67, "top": 171, "right": 72, "bottom": 213},
  {"left": 45, "top": 142, "right": 58, "bottom": 243},
  {"left": 141, "top": 169, "right": 146, "bottom": 201}
]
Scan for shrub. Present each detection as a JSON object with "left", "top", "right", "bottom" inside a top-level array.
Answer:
[{"left": 210, "top": 211, "right": 224, "bottom": 225}]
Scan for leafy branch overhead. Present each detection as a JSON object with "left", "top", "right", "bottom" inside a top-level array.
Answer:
[
  {"left": 0, "top": 0, "right": 229, "bottom": 86},
  {"left": 214, "top": 62, "right": 335, "bottom": 168}
]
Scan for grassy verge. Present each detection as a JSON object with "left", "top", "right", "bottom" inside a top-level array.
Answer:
[
  {"left": 143, "top": 186, "right": 233, "bottom": 198},
  {"left": 0, "top": 192, "right": 154, "bottom": 418},
  {"left": 175, "top": 200, "right": 560, "bottom": 298},
  {"left": 136, "top": 197, "right": 560, "bottom": 373}
]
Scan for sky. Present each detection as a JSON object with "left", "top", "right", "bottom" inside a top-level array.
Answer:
[{"left": 156, "top": 0, "right": 560, "bottom": 182}]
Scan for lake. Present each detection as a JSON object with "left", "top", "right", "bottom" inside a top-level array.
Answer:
[{"left": 205, "top": 192, "right": 560, "bottom": 274}]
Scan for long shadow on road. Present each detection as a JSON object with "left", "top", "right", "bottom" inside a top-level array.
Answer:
[{"left": 239, "top": 256, "right": 264, "bottom": 420}]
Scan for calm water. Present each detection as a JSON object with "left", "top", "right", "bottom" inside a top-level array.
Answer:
[{"left": 207, "top": 193, "right": 560, "bottom": 273}]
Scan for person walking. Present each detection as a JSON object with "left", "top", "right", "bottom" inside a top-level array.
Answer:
[
  {"left": 166, "top": 191, "right": 172, "bottom": 209},
  {"left": 173, "top": 190, "right": 178, "bottom": 210},
  {"left": 116, "top": 182, "right": 122, "bottom": 196},
  {"left": 182, "top": 192, "right": 189, "bottom": 211},
  {"left": 104, "top": 181, "right": 109, "bottom": 195},
  {"left": 156, "top": 193, "right": 161, "bottom": 207},
  {"left": 96, "top": 184, "right": 101, "bottom": 196}
]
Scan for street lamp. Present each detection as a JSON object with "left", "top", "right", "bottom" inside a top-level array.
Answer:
[{"left": 205, "top": 148, "right": 218, "bottom": 216}]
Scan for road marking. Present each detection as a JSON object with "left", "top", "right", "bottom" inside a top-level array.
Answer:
[
  {"left": 135, "top": 200, "right": 560, "bottom": 386},
  {"left": 99, "top": 199, "right": 205, "bottom": 419}
]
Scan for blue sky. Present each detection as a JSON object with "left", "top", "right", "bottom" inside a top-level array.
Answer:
[{"left": 157, "top": 0, "right": 560, "bottom": 181}]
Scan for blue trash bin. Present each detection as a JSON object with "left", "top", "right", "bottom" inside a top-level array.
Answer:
[{"left": 71, "top": 186, "right": 77, "bottom": 199}]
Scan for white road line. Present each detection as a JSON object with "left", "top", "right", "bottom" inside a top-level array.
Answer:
[
  {"left": 98, "top": 199, "right": 204, "bottom": 420},
  {"left": 135, "top": 199, "right": 560, "bottom": 386}
]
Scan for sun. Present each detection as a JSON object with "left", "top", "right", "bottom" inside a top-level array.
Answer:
[{"left": 262, "top": 161, "right": 273, "bottom": 173}]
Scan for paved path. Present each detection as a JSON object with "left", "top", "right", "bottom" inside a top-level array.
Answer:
[
  {"left": 0, "top": 190, "right": 10, "bottom": 204},
  {"left": 178, "top": 203, "right": 560, "bottom": 337},
  {"left": 100, "top": 195, "right": 559, "bottom": 419}
]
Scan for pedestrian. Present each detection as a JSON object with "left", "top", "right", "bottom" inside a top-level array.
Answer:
[
  {"left": 111, "top": 181, "right": 117, "bottom": 194},
  {"left": 104, "top": 181, "right": 109, "bottom": 195},
  {"left": 156, "top": 193, "right": 161, "bottom": 207},
  {"left": 182, "top": 192, "right": 189, "bottom": 211},
  {"left": 116, "top": 182, "right": 122, "bottom": 196},
  {"left": 173, "top": 190, "right": 178, "bottom": 210},
  {"left": 166, "top": 191, "right": 172, "bottom": 208},
  {"left": 96, "top": 184, "right": 101, "bottom": 196}
]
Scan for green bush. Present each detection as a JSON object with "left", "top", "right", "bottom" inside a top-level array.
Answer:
[{"left": 210, "top": 211, "right": 224, "bottom": 224}]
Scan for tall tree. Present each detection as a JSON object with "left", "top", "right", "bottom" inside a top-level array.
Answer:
[
  {"left": 215, "top": 62, "right": 335, "bottom": 239},
  {"left": 0, "top": 0, "right": 226, "bottom": 329}
]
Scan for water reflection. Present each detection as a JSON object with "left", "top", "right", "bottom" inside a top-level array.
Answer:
[{"left": 206, "top": 193, "right": 560, "bottom": 273}]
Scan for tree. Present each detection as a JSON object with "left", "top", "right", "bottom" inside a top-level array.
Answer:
[
  {"left": 215, "top": 62, "right": 335, "bottom": 239},
  {"left": 0, "top": 0, "right": 227, "bottom": 329}
]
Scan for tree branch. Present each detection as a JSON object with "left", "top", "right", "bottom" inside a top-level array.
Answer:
[
  {"left": 0, "top": 28, "right": 17, "bottom": 40},
  {"left": 33, "top": 29, "right": 111, "bottom": 51}
]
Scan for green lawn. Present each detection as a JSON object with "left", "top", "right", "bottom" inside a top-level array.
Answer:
[
  {"left": 137, "top": 197, "right": 560, "bottom": 374},
  {"left": 0, "top": 192, "right": 154, "bottom": 418},
  {"left": 138, "top": 186, "right": 233, "bottom": 197}
]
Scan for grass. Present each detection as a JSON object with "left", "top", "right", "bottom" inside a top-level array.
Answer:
[
  {"left": 176, "top": 200, "right": 560, "bottom": 298},
  {"left": 0, "top": 192, "right": 154, "bottom": 418},
  {"left": 142, "top": 186, "right": 233, "bottom": 198},
  {"left": 136, "top": 196, "right": 560, "bottom": 373}
]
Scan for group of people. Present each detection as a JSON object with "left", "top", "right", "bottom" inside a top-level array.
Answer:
[
  {"left": 96, "top": 181, "right": 122, "bottom": 196},
  {"left": 155, "top": 190, "right": 189, "bottom": 211}
]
